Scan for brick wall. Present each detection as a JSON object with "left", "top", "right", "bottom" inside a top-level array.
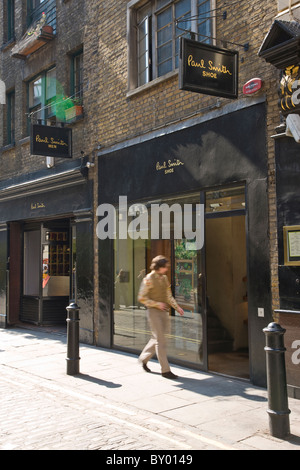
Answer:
[{"left": 0, "top": 0, "right": 88, "bottom": 180}]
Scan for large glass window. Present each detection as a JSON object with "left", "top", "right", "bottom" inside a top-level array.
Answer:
[
  {"left": 129, "top": 0, "right": 212, "bottom": 88},
  {"left": 113, "top": 193, "right": 205, "bottom": 366},
  {"left": 113, "top": 185, "right": 247, "bottom": 374}
]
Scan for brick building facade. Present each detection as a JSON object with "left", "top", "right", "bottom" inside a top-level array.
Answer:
[{"left": 0, "top": 1, "right": 299, "bottom": 392}]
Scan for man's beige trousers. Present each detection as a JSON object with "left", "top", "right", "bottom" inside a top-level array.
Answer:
[{"left": 139, "top": 308, "right": 171, "bottom": 373}]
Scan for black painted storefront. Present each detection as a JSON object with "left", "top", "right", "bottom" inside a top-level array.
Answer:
[
  {"left": 98, "top": 101, "right": 272, "bottom": 387},
  {"left": 0, "top": 158, "right": 94, "bottom": 344},
  {"left": 258, "top": 17, "right": 300, "bottom": 398},
  {"left": 274, "top": 133, "right": 300, "bottom": 398}
]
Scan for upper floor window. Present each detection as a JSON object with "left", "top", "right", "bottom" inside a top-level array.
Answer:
[
  {"left": 6, "top": 90, "right": 15, "bottom": 146},
  {"left": 3, "top": 0, "right": 15, "bottom": 43},
  {"left": 71, "top": 50, "right": 83, "bottom": 101},
  {"left": 7, "top": 0, "right": 15, "bottom": 42},
  {"left": 128, "top": 0, "right": 213, "bottom": 89},
  {"left": 27, "top": 0, "right": 56, "bottom": 34},
  {"left": 28, "top": 67, "right": 56, "bottom": 127}
]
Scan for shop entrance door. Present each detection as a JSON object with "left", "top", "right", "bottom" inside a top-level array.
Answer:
[
  {"left": 21, "top": 219, "right": 71, "bottom": 326},
  {"left": 205, "top": 187, "right": 249, "bottom": 379}
]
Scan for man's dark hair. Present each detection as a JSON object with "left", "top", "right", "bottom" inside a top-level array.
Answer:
[{"left": 150, "top": 255, "right": 168, "bottom": 271}]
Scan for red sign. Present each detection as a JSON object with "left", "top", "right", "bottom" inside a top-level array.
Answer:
[{"left": 243, "top": 78, "right": 263, "bottom": 95}]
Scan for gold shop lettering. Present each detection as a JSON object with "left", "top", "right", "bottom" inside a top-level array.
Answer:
[
  {"left": 156, "top": 159, "right": 184, "bottom": 175},
  {"left": 187, "top": 54, "right": 233, "bottom": 79},
  {"left": 31, "top": 202, "right": 45, "bottom": 210},
  {"left": 35, "top": 134, "right": 68, "bottom": 149}
]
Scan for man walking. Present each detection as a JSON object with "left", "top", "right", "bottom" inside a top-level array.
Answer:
[{"left": 138, "top": 255, "right": 184, "bottom": 379}]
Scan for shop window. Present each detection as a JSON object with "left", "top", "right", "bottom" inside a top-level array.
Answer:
[
  {"left": 113, "top": 193, "right": 205, "bottom": 365},
  {"left": 6, "top": 90, "right": 15, "bottom": 146},
  {"left": 128, "top": 0, "right": 213, "bottom": 89},
  {"left": 28, "top": 67, "right": 56, "bottom": 127},
  {"left": 42, "top": 230, "right": 70, "bottom": 297}
]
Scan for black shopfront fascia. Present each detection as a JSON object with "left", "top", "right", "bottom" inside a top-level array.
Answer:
[
  {"left": 0, "top": 158, "right": 94, "bottom": 344},
  {"left": 98, "top": 102, "right": 272, "bottom": 387}
]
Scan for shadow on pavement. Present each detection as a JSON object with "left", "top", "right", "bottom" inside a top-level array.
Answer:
[{"left": 76, "top": 372, "right": 122, "bottom": 389}]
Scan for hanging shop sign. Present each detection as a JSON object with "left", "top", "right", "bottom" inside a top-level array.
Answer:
[
  {"left": 278, "top": 65, "right": 300, "bottom": 117},
  {"left": 31, "top": 124, "right": 72, "bottom": 158},
  {"left": 179, "top": 38, "right": 238, "bottom": 99}
]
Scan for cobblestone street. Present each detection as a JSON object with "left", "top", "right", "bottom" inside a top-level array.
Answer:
[{"left": 0, "top": 365, "right": 198, "bottom": 451}]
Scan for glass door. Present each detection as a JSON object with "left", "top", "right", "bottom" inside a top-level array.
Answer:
[{"left": 172, "top": 237, "right": 206, "bottom": 366}]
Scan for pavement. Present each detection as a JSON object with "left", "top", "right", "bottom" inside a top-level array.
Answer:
[{"left": 1, "top": 325, "right": 300, "bottom": 452}]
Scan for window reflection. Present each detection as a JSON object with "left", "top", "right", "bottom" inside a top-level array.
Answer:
[{"left": 113, "top": 193, "right": 204, "bottom": 366}]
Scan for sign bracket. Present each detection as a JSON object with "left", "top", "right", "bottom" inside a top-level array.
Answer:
[{"left": 176, "top": 21, "right": 249, "bottom": 52}]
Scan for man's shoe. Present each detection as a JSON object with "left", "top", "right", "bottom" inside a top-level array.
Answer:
[
  {"left": 162, "top": 371, "right": 178, "bottom": 379},
  {"left": 142, "top": 362, "right": 151, "bottom": 373}
]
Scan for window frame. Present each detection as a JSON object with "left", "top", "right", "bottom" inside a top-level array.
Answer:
[
  {"left": 27, "top": 67, "right": 56, "bottom": 130},
  {"left": 7, "top": 0, "right": 15, "bottom": 42},
  {"left": 128, "top": 0, "right": 215, "bottom": 91},
  {"left": 70, "top": 49, "right": 84, "bottom": 101},
  {"left": 27, "top": 0, "right": 56, "bottom": 34},
  {"left": 6, "top": 90, "right": 15, "bottom": 146}
]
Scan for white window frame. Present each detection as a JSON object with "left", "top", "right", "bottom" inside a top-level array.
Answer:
[{"left": 127, "top": 0, "right": 215, "bottom": 92}]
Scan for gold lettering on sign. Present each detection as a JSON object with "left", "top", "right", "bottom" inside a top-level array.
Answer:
[
  {"left": 31, "top": 202, "right": 45, "bottom": 210},
  {"left": 187, "top": 55, "right": 233, "bottom": 78},
  {"left": 35, "top": 134, "right": 68, "bottom": 148},
  {"left": 208, "top": 60, "right": 232, "bottom": 75},
  {"left": 156, "top": 159, "right": 184, "bottom": 175},
  {"left": 188, "top": 55, "right": 205, "bottom": 69}
]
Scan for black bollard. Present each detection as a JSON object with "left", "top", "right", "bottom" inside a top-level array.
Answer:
[
  {"left": 66, "top": 302, "right": 80, "bottom": 375},
  {"left": 263, "top": 322, "right": 291, "bottom": 439}
]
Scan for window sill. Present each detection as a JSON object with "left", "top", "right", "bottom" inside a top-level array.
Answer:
[
  {"left": 127, "top": 70, "right": 178, "bottom": 98},
  {"left": 11, "top": 26, "right": 55, "bottom": 60},
  {"left": 65, "top": 113, "right": 84, "bottom": 125},
  {"left": 1, "top": 38, "right": 16, "bottom": 52},
  {"left": 1, "top": 143, "right": 16, "bottom": 153},
  {"left": 19, "top": 136, "right": 30, "bottom": 146}
]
